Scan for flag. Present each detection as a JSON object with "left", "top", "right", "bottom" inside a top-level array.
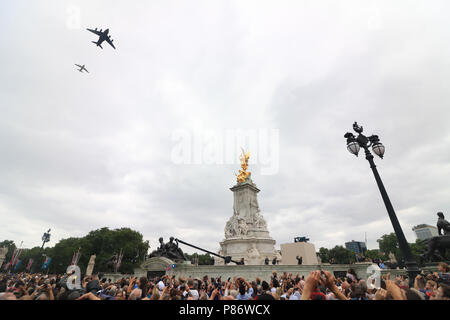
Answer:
[
  {"left": 71, "top": 248, "right": 81, "bottom": 266},
  {"left": 115, "top": 249, "right": 124, "bottom": 272},
  {"left": 42, "top": 257, "right": 51, "bottom": 270},
  {"left": 10, "top": 248, "right": 22, "bottom": 270},
  {"left": 26, "top": 259, "right": 33, "bottom": 272},
  {"left": 166, "top": 264, "right": 176, "bottom": 271},
  {"left": 13, "top": 260, "right": 22, "bottom": 271},
  {"left": 9, "top": 249, "right": 18, "bottom": 265}
]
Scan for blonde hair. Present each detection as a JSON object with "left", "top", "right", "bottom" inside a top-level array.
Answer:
[
  {"left": 149, "top": 287, "right": 160, "bottom": 300},
  {"left": 275, "top": 287, "right": 283, "bottom": 300},
  {"left": 439, "top": 262, "right": 450, "bottom": 272}
]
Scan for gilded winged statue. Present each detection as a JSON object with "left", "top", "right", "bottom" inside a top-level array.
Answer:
[{"left": 236, "top": 148, "right": 251, "bottom": 183}]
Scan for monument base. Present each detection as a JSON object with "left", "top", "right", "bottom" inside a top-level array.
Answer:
[
  {"left": 280, "top": 242, "right": 319, "bottom": 265},
  {"left": 166, "top": 263, "right": 375, "bottom": 282},
  {"left": 217, "top": 237, "right": 277, "bottom": 265}
]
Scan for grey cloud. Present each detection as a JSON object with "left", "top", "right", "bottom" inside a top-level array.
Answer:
[{"left": 1, "top": 1, "right": 449, "bottom": 255}]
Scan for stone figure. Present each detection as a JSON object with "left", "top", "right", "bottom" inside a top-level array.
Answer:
[
  {"left": 105, "top": 254, "right": 118, "bottom": 272},
  {"left": 388, "top": 252, "right": 397, "bottom": 263},
  {"left": 0, "top": 247, "right": 7, "bottom": 259},
  {"left": 254, "top": 211, "right": 267, "bottom": 229},
  {"left": 237, "top": 219, "right": 248, "bottom": 236},
  {"left": 247, "top": 243, "right": 261, "bottom": 264},
  {"left": 86, "top": 254, "right": 96, "bottom": 276},
  {"left": 420, "top": 212, "right": 450, "bottom": 262},
  {"left": 0, "top": 247, "right": 8, "bottom": 270},
  {"left": 225, "top": 219, "right": 236, "bottom": 238}
]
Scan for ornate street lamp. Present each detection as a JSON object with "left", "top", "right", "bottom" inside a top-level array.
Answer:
[
  {"left": 32, "top": 229, "right": 51, "bottom": 274},
  {"left": 344, "top": 122, "right": 420, "bottom": 286},
  {"left": 41, "top": 229, "right": 51, "bottom": 251}
]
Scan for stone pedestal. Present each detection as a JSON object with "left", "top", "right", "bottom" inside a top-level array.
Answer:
[
  {"left": 280, "top": 242, "right": 319, "bottom": 265},
  {"left": 217, "top": 178, "right": 277, "bottom": 265},
  {"left": 0, "top": 247, "right": 8, "bottom": 270},
  {"left": 86, "top": 254, "right": 96, "bottom": 276}
]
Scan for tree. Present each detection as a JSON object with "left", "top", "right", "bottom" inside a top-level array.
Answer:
[
  {"left": 0, "top": 240, "right": 16, "bottom": 267},
  {"left": 184, "top": 253, "right": 214, "bottom": 265},
  {"left": 364, "top": 249, "right": 383, "bottom": 261},
  {"left": 377, "top": 233, "right": 399, "bottom": 261},
  {"left": 1, "top": 227, "right": 150, "bottom": 275},
  {"left": 410, "top": 238, "right": 427, "bottom": 265},
  {"left": 328, "top": 246, "right": 355, "bottom": 264},
  {"left": 318, "top": 247, "right": 330, "bottom": 263}
]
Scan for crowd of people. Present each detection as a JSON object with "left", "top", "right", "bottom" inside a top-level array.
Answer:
[{"left": 1, "top": 262, "right": 449, "bottom": 300}]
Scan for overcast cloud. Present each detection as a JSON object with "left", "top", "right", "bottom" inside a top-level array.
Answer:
[{"left": 1, "top": 0, "right": 449, "bottom": 255}]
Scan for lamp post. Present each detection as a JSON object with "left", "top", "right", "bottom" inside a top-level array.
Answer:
[
  {"left": 344, "top": 122, "right": 420, "bottom": 286},
  {"left": 40, "top": 229, "right": 51, "bottom": 251},
  {"left": 32, "top": 229, "right": 51, "bottom": 274}
]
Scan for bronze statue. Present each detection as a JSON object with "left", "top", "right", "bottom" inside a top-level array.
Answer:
[
  {"left": 165, "top": 237, "right": 186, "bottom": 261},
  {"left": 148, "top": 237, "right": 186, "bottom": 261},
  {"left": 148, "top": 237, "right": 166, "bottom": 258},
  {"left": 437, "top": 212, "right": 450, "bottom": 235},
  {"left": 420, "top": 212, "right": 450, "bottom": 263}
]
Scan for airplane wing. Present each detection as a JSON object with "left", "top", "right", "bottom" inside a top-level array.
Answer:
[
  {"left": 86, "top": 28, "right": 103, "bottom": 36},
  {"left": 75, "top": 64, "right": 82, "bottom": 68},
  {"left": 84, "top": 68, "right": 89, "bottom": 73},
  {"left": 106, "top": 37, "right": 116, "bottom": 49}
]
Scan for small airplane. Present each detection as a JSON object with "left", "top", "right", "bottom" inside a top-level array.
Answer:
[
  {"left": 75, "top": 64, "right": 89, "bottom": 73},
  {"left": 86, "top": 27, "right": 116, "bottom": 49}
]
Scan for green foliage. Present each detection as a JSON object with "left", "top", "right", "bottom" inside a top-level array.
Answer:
[
  {"left": 184, "top": 252, "right": 214, "bottom": 265},
  {"left": 317, "top": 246, "right": 355, "bottom": 264},
  {"left": 328, "top": 245, "right": 356, "bottom": 264},
  {"left": 1, "top": 227, "right": 149, "bottom": 275},
  {"left": 364, "top": 249, "right": 383, "bottom": 260},
  {"left": 0, "top": 240, "right": 17, "bottom": 264},
  {"left": 376, "top": 233, "right": 427, "bottom": 264},
  {"left": 318, "top": 247, "right": 330, "bottom": 263},
  {"left": 377, "top": 233, "right": 399, "bottom": 260},
  {"left": 410, "top": 238, "right": 427, "bottom": 264}
]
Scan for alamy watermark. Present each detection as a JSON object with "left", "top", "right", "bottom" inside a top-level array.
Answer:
[
  {"left": 366, "top": 264, "right": 382, "bottom": 289},
  {"left": 66, "top": 4, "right": 81, "bottom": 30},
  {"left": 171, "top": 128, "right": 279, "bottom": 176}
]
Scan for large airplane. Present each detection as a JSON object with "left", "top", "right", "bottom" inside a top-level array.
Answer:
[
  {"left": 86, "top": 27, "right": 116, "bottom": 49},
  {"left": 75, "top": 64, "right": 89, "bottom": 73}
]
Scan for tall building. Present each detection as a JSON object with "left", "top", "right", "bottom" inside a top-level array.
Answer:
[
  {"left": 412, "top": 224, "right": 439, "bottom": 240},
  {"left": 345, "top": 240, "right": 367, "bottom": 254}
]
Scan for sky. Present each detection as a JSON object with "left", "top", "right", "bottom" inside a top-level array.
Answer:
[{"left": 1, "top": 0, "right": 449, "bottom": 256}]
